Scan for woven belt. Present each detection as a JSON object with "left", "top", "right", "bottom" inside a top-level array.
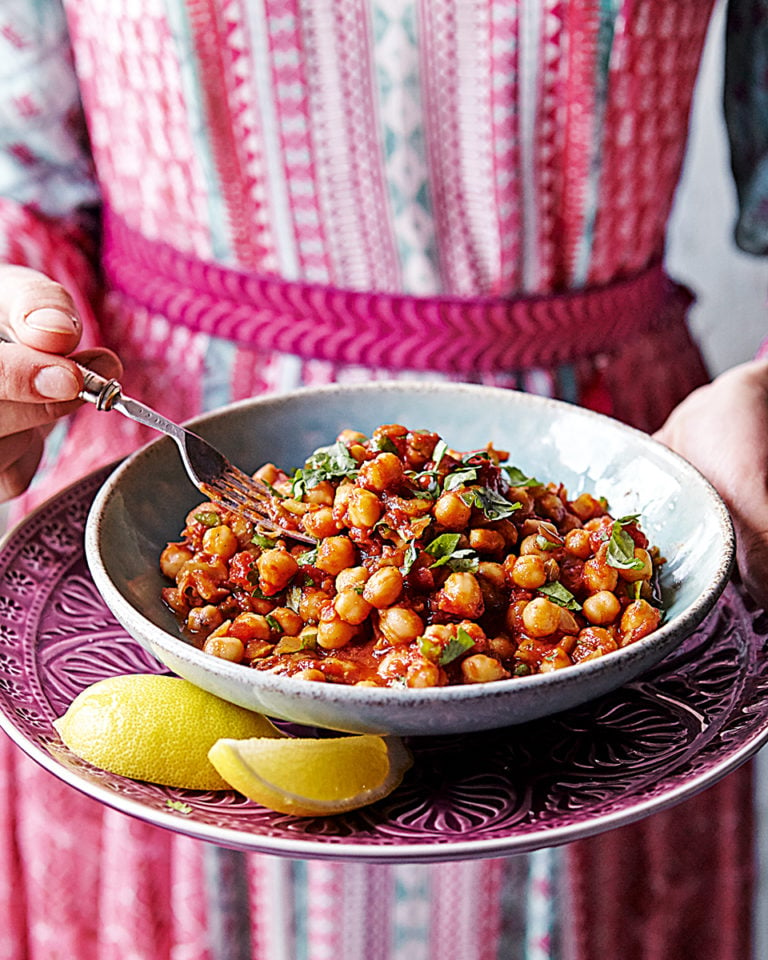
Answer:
[{"left": 101, "top": 209, "right": 691, "bottom": 376}]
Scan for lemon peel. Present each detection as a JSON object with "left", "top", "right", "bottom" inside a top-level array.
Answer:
[
  {"left": 208, "top": 733, "right": 413, "bottom": 816},
  {"left": 53, "top": 674, "right": 284, "bottom": 791}
]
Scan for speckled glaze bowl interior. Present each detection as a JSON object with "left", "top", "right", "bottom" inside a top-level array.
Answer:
[{"left": 85, "top": 381, "right": 735, "bottom": 736}]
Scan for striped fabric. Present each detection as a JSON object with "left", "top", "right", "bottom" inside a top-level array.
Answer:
[{"left": 0, "top": 2, "right": 756, "bottom": 960}]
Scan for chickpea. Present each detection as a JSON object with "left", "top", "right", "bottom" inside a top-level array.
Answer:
[
  {"left": 257, "top": 548, "right": 299, "bottom": 594},
  {"left": 186, "top": 604, "right": 224, "bottom": 634},
  {"left": 335, "top": 566, "right": 369, "bottom": 592},
  {"left": 519, "top": 534, "right": 551, "bottom": 558},
  {"left": 510, "top": 554, "right": 547, "bottom": 589},
  {"left": 522, "top": 597, "right": 561, "bottom": 637},
  {"left": 619, "top": 599, "right": 661, "bottom": 645},
  {"left": 618, "top": 547, "right": 653, "bottom": 583},
  {"left": 377, "top": 606, "right": 424, "bottom": 645},
  {"left": 296, "top": 668, "right": 326, "bottom": 682},
  {"left": 332, "top": 482, "right": 355, "bottom": 518},
  {"left": 298, "top": 587, "right": 332, "bottom": 622},
  {"left": 539, "top": 647, "right": 573, "bottom": 672},
  {"left": 178, "top": 558, "right": 229, "bottom": 601},
  {"left": 358, "top": 452, "right": 404, "bottom": 492},
  {"left": 315, "top": 536, "right": 357, "bottom": 575},
  {"left": 227, "top": 612, "right": 272, "bottom": 641},
  {"left": 582, "top": 590, "right": 621, "bottom": 625},
  {"left": 302, "top": 506, "right": 341, "bottom": 539},
  {"left": 160, "top": 542, "right": 194, "bottom": 579},
  {"left": 582, "top": 544, "right": 619, "bottom": 593},
  {"left": 201, "top": 524, "right": 239, "bottom": 560},
  {"left": 363, "top": 566, "right": 404, "bottom": 608},
  {"left": 203, "top": 634, "right": 245, "bottom": 663},
  {"left": 316, "top": 618, "right": 358, "bottom": 650},
  {"left": 346, "top": 488, "right": 382, "bottom": 528},
  {"left": 477, "top": 562, "right": 506, "bottom": 590},
  {"left": 334, "top": 588, "right": 373, "bottom": 625},
  {"left": 488, "top": 634, "right": 516, "bottom": 659},
  {"left": 253, "top": 462, "right": 281, "bottom": 486},
  {"left": 437, "top": 572, "right": 484, "bottom": 619},
  {"left": 461, "top": 654, "right": 508, "bottom": 684},
  {"left": 535, "top": 491, "right": 566, "bottom": 524},
  {"left": 505, "top": 598, "right": 528, "bottom": 635},
  {"left": 161, "top": 587, "right": 188, "bottom": 616},
  {"left": 573, "top": 626, "right": 618, "bottom": 662},
  {"left": 268, "top": 607, "right": 305, "bottom": 635},
  {"left": 303, "top": 480, "right": 335, "bottom": 506},
  {"left": 377, "top": 648, "right": 411, "bottom": 682},
  {"left": 337, "top": 429, "right": 368, "bottom": 446},
  {"left": 433, "top": 491, "right": 472, "bottom": 530},
  {"left": 564, "top": 528, "right": 592, "bottom": 559},
  {"left": 570, "top": 492, "right": 605, "bottom": 521},
  {"left": 406, "top": 659, "right": 442, "bottom": 688},
  {"left": 468, "top": 528, "right": 506, "bottom": 554}
]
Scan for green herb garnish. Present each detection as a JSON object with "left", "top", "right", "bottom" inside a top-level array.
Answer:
[
  {"left": 606, "top": 521, "right": 645, "bottom": 570},
  {"left": 438, "top": 626, "right": 476, "bottom": 665},
  {"left": 424, "top": 533, "right": 478, "bottom": 572},
  {"left": 193, "top": 511, "right": 220, "bottom": 527},
  {"left": 460, "top": 487, "right": 521, "bottom": 521},
  {"left": 292, "top": 441, "right": 359, "bottom": 497},
  {"left": 537, "top": 581, "right": 581, "bottom": 611},
  {"left": 502, "top": 465, "right": 541, "bottom": 487}
]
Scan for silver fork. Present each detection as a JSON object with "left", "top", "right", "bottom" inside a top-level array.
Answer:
[{"left": 77, "top": 365, "right": 316, "bottom": 545}]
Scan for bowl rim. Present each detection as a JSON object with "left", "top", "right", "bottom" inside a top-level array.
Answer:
[{"left": 84, "top": 381, "right": 737, "bottom": 710}]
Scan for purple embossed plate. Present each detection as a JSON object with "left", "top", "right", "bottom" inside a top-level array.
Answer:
[{"left": 0, "top": 466, "right": 766, "bottom": 863}]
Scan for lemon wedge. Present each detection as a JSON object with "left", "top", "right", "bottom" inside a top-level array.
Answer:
[
  {"left": 53, "top": 674, "right": 284, "bottom": 791},
  {"left": 208, "top": 733, "right": 412, "bottom": 816}
]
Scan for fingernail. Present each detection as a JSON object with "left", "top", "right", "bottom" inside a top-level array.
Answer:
[
  {"left": 24, "top": 308, "right": 80, "bottom": 335},
  {"left": 34, "top": 366, "right": 80, "bottom": 400}
]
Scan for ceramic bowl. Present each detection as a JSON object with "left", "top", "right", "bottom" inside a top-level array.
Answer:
[{"left": 85, "top": 381, "right": 735, "bottom": 736}]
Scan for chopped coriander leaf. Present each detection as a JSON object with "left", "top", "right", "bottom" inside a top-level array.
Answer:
[
  {"left": 400, "top": 541, "right": 419, "bottom": 575},
  {"left": 193, "top": 511, "right": 221, "bottom": 527},
  {"left": 431, "top": 439, "right": 449, "bottom": 467},
  {"left": 438, "top": 626, "right": 476, "bottom": 665},
  {"left": 502, "top": 465, "right": 541, "bottom": 487},
  {"left": 419, "top": 635, "right": 441, "bottom": 661},
  {"left": 370, "top": 435, "right": 399, "bottom": 454},
  {"left": 425, "top": 532, "right": 461, "bottom": 557},
  {"left": 252, "top": 532, "right": 277, "bottom": 548},
  {"left": 423, "top": 533, "right": 478, "bottom": 571},
  {"left": 443, "top": 466, "right": 479, "bottom": 491},
  {"left": 535, "top": 534, "right": 561, "bottom": 552},
  {"left": 460, "top": 487, "right": 521, "bottom": 521},
  {"left": 615, "top": 513, "right": 641, "bottom": 525},
  {"left": 606, "top": 521, "right": 645, "bottom": 570},
  {"left": 296, "top": 546, "right": 319, "bottom": 565},
  {"left": 537, "top": 581, "right": 581, "bottom": 610},
  {"left": 291, "top": 440, "right": 359, "bottom": 497},
  {"left": 284, "top": 585, "right": 302, "bottom": 612}
]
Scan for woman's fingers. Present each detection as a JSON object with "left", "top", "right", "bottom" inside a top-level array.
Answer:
[
  {"left": 0, "top": 428, "right": 46, "bottom": 502},
  {"left": 0, "top": 264, "right": 82, "bottom": 355},
  {"left": 654, "top": 358, "right": 768, "bottom": 610},
  {"left": 0, "top": 342, "right": 122, "bottom": 434}
]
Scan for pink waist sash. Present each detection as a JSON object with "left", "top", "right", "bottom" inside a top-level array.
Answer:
[{"left": 101, "top": 210, "right": 691, "bottom": 376}]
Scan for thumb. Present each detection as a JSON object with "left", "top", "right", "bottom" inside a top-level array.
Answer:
[{"left": 0, "top": 264, "right": 82, "bottom": 355}]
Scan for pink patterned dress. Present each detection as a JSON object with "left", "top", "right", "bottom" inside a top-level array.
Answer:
[{"left": 0, "top": 1, "right": 757, "bottom": 958}]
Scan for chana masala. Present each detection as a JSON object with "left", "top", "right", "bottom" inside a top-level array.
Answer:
[{"left": 160, "top": 424, "right": 664, "bottom": 688}]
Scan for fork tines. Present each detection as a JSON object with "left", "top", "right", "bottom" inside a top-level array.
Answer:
[{"left": 202, "top": 466, "right": 316, "bottom": 545}]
